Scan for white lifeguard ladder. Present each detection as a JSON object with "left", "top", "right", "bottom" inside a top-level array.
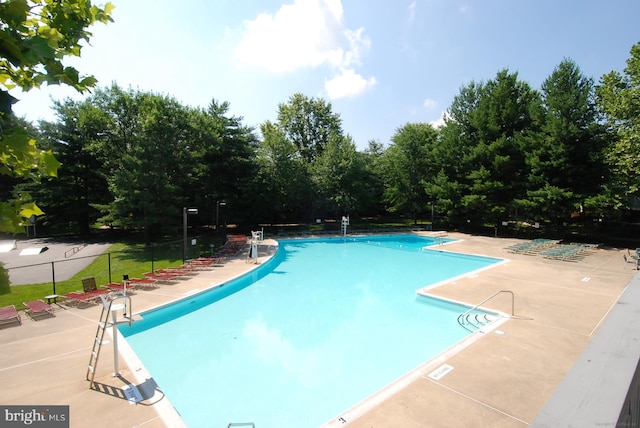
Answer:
[
  {"left": 86, "top": 291, "right": 133, "bottom": 388},
  {"left": 248, "top": 230, "right": 261, "bottom": 264},
  {"left": 341, "top": 215, "right": 350, "bottom": 237}
]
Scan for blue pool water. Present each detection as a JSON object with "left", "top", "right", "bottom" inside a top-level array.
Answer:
[{"left": 120, "top": 235, "right": 502, "bottom": 427}]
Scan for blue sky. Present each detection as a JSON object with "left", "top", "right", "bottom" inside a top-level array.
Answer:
[{"left": 11, "top": 0, "right": 640, "bottom": 150}]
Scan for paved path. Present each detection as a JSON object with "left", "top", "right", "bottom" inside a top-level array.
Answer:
[{"left": 0, "top": 238, "right": 113, "bottom": 285}]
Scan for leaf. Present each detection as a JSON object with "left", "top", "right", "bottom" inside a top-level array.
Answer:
[
  {"left": 39, "top": 150, "right": 61, "bottom": 177},
  {"left": 0, "top": 201, "right": 24, "bottom": 233},
  {"left": 0, "top": 89, "right": 19, "bottom": 115},
  {"left": 0, "top": 0, "right": 29, "bottom": 26},
  {"left": 24, "top": 36, "right": 56, "bottom": 62},
  {"left": 79, "top": 75, "right": 98, "bottom": 89},
  {"left": 19, "top": 202, "right": 44, "bottom": 219}
]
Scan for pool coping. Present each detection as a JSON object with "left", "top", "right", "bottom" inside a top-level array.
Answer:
[{"left": 323, "top": 305, "right": 511, "bottom": 427}]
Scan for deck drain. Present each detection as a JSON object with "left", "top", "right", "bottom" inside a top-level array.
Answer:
[{"left": 337, "top": 413, "right": 352, "bottom": 424}]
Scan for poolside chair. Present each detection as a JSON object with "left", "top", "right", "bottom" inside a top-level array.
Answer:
[
  {"left": 81, "top": 277, "right": 110, "bottom": 298},
  {"left": 126, "top": 277, "right": 159, "bottom": 290},
  {"left": 23, "top": 299, "right": 55, "bottom": 320},
  {"left": 623, "top": 254, "right": 639, "bottom": 270},
  {"left": 157, "top": 267, "right": 198, "bottom": 277},
  {"left": 144, "top": 271, "right": 180, "bottom": 283},
  {"left": 102, "top": 283, "right": 136, "bottom": 294},
  {"left": 0, "top": 305, "right": 21, "bottom": 327},
  {"left": 60, "top": 291, "right": 102, "bottom": 307},
  {"left": 59, "top": 277, "right": 110, "bottom": 307},
  {"left": 185, "top": 257, "right": 221, "bottom": 269}
]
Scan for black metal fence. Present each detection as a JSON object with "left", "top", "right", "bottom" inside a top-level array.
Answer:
[{"left": 5, "top": 232, "right": 218, "bottom": 294}]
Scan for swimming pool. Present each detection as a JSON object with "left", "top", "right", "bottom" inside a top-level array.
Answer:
[{"left": 120, "top": 234, "right": 503, "bottom": 427}]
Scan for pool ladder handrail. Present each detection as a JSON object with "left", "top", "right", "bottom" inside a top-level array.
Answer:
[{"left": 457, "top": 290, "right": 514, "bottom": 332}]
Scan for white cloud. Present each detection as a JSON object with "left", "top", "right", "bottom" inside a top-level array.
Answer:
[
  {"left": 234, "top": 0, "right": 371, "bottom": 75},
  {"left": 325, "top": 68, "right": 377, "bottom": 99},
  {"left": 423, "top": 98, "right": 438, "bottom": 110},
  {"left": 408, "top": 0, "right": 417, "bottom": 23},
  {"left": 429, "top": 110, "right": 450, "bottom": 129}
]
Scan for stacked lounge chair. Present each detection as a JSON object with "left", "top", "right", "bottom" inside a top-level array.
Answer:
[
  {"left": 539, "top": 243, "right": 599, "bottom": 261},
  {"left": 505, "top": 238, "right": 559, "bottom": 255},
  {"left": 185, "top": 257, "right": 222, "bottom": 270},
  {"left": 506, "top": 239, "right": 599, "bottom": 262},
  {"left": 215, "top": 235, "right": 248, "bottom": 256}
]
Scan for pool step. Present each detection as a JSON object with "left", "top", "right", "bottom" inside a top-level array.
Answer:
[
  {"left": 458, "top": 312, "right": 495, "bottom": 331},
  {"left": 456, "top": 290, "right": 514, "bottom": 333}
]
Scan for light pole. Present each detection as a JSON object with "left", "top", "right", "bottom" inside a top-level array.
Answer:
[
  {"left": 216, "top": 201, "right": 226, "bottom": 236},
  {"left": 183, "top": 207, "right": 198, "bottom": 262},
  {"left": 426, "top": 201, "right": 435, "bottom": 231},
  {"left": 430, "top": 201, "right": 435, "bottom": 225}
]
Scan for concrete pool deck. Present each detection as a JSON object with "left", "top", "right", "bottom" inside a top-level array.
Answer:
[{"left": 0, "top": 232, "right": 637, "bottom": 427}]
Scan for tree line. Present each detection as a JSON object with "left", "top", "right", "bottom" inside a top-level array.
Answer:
[{"left": 2, "top": 4, "right": 639, "bottom": 241}]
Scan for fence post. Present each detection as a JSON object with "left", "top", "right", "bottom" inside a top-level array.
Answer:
[
  {"left": 51, "top": 262, "right": 56, "bottom": 294},
  {"left": 108, "top": 252, "right": 112, "bottom": 284}
]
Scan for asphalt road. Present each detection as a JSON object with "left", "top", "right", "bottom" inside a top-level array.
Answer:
[{"left": 0, "top": 237, "right": 112, "bottom": 286}]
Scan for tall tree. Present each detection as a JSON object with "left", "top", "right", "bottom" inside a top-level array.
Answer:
[
  {"left": 527, "top": 59, "right": 606, "bottom": 222},
  {"left": 34, "top": 98, "right": 110, "bottom": 234},
  {"left": 249, "top": 121, "right": 309, "bottom": 223},
  {"left": 193, "top": 100, "right": 257, "bottom": 226},
  {"left": 85, "top": 86, "right": 195, "bottom": 241},
  {"left": 382, "top": 122, "right": 438, "bottom": 223},
  {"left": 358, "top": 140, "right": 387, "bottom": 216},
  {"left": 429, "top": 86, "right": 485, "bottom": 224},
  {"left": 423, "top": 120, "right": 465, "bottom": 224},
  {"left": 312, "top": 133, "right": 367, "bottom": 218},
  {"left": 596, "top": 41, "right": 640, "bottom": 213},
  {"left": 457, "top": 70, "right": 540, "bottom": 227},
  {"left": 276, "top": 93, "right": 343, "bottom": 163}
]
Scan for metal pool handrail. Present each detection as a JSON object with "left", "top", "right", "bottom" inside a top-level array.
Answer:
[{"left": 457, "top": 290, "right": 515, "bottom": 331}]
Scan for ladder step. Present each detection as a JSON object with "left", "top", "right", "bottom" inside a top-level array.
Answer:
[{"left": 87, "top": 294, "right": 134, "bottom": 387}]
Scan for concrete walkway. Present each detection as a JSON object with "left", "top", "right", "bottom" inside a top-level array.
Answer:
[
  {"left": 0, "top": 233, "right": 636, "bottom": 428},
  {"left": 0, "top": 238, "right": 113, "bottom": 285}
]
